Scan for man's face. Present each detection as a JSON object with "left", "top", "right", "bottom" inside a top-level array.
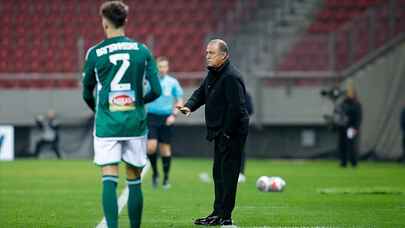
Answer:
[
  {"left": 158, "top": 60, "right": 169, "bottom": 76},
  {"left": 206, "top": 43, "right": 226, "bottom": 68}
]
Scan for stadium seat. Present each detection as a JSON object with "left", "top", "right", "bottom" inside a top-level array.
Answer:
[
  {"left": 278, "top": 0, "right": 394, "bottom": 72},
  {"left": 0, "top": 0, "right": 241, "bottom": 88}
]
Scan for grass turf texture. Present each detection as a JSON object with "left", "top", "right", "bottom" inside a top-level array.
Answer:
[{"left": 1, "top": 159, "right": 404, "bottom": 227}]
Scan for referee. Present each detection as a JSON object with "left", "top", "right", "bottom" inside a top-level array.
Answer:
[
  {"left": 147, "top": 57, "right": 183, "bottom": 189},
  {"left": 178, "top": 39, "right": 249, "bottom": 226}
]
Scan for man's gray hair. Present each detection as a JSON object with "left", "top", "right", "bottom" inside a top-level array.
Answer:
[{"left": 209, "top": 39, "right": 229, "bottom": 55}]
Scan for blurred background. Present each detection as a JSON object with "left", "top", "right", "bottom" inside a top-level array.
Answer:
[{"left": 0, "top": 0, "right": 404, "bottom": 161}]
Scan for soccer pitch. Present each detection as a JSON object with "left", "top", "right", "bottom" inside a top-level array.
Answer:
[{"left": 1, "top": 159, "right": 404, "bottom": 227}]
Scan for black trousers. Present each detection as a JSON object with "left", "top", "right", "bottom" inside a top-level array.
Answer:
[
  {"left": 212, "top": 133, "right": 247, "bottom": 219},
  {"left": 34, "top": 139, "right": 61, "bottom": 159},
  {"left": 338, "top": 128, "right": 358, "bottom": 167},
  {"left": 240, "top": 148, "right": 246, "bottom": 174}
]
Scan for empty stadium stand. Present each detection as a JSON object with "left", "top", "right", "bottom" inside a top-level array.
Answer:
[
  {"left": 2, "top": 0, "right": 403, "bottom": 89},
  {"left": 278, "top": 0, "right": 404, "bottom": 72},
  {"left": 0, "top": 0, "right": 245, "bottom": 88}
]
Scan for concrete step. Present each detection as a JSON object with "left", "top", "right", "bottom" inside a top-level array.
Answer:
[{"left": 227, "top": 0, "right": 324, "bottom": 73}]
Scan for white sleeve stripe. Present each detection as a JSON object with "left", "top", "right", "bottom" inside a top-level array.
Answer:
[{"left": 85, "top": 45, "right": 96, "bottom": 60}]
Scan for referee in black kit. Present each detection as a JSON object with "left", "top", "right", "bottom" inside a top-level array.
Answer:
[{"left": 177, "top": 39, "right": 249, "bottom": 226}]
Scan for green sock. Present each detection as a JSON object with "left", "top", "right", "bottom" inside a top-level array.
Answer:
[
  {"left": 102, "top": 175, "right": 118, "bottom": 228},
  {"left": 127, "top": 178, "right": 143, "bottom": 228}
]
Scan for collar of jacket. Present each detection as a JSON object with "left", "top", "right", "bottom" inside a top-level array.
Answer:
[{"left": 207, "top": 59, "right": 230, "bottom": 74}]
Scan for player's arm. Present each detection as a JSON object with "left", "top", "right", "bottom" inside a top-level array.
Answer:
[
  {"left": 223, "top": 75, "right": 246, "bottom": 136},
  {"left": 143, "top": 47, "right": 161, "bottom": 104},
  {"left": 82, "top": 49, "right": 97, "bottom": 112},
  {"left": 172, "top": 80, "right": 184, "bottom": 116},
  {"left": 166, "top": 80, "right": 184, "bottom": 125}
]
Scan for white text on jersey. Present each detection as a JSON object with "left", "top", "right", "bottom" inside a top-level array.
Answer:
[{"left": 96, "top": 42, "right": 139, "bottom": 57}]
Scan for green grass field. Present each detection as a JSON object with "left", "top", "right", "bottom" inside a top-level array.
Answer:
[{"left": 1, "top": 159, "right": 405, "bottom": 227}]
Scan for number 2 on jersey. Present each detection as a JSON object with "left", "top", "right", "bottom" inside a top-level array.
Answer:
[{"left": 109, "top": 53, "right": 130, "bottom": 91}]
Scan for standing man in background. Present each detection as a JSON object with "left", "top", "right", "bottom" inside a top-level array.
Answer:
[
  {"left": 82, "top": 1, "right": 161, "bottom": 228},
  {"left": 146, "top": 57, "right": 184, "bottom": 190},
  {"left": 178, "top": 39, "right": 249, "bottom": 226},
  {"left": 337, "top": 82, "right": 362, "bottom": 168},
  {"left": 33, "top": 110, "right": 61, "bottom": 159}
]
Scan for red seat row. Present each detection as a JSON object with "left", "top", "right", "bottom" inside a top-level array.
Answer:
[
  {"left": 0, "top": 0, "right": 238, "bottom": 76},
  {"left": 278, "top": 0, "right": 402, "bottom": 72}
]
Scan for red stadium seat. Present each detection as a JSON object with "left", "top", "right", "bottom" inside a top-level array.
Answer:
[
  {"left": 0, "top": 0, "right": 244, "bottom": 88},
  {"left": 278, "top": 0, "right": 391, "bottom": 72}
]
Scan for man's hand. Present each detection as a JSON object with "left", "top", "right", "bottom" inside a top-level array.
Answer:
[
  {"left": 176, "top": 106, "right": 191, "bottom": 117},
  {"left": 166, "top": 114, "right": 176, "bottom": 126}
]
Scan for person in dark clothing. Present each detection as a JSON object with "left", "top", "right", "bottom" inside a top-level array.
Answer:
[
  {"left": 238, "top": 91, "right": 253, "bottom": 183},
  {"left": 337, "top": 86, "right": 362, "bottom": 167},
  {"left": 34, "top": 110, "right": 61, "bottom": 159},
  {"left": 177, "top": 39, "right": 249, "bottom": 226},
  {"left": 400, "top": 106, "right": 405, "bottom": 162}
]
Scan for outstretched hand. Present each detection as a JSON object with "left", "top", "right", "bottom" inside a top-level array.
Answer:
[{"left": 176, "top": 106, "right": 191, "bottom": 117}]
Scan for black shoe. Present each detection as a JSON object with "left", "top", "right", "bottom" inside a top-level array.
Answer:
[
  {"left": 207, "top": 217, "right": 233, "bottom": 226},
  {"left": 219, "top": 218, "right": 233, "bottom": 225},
  {"left": 194, "top": 214, "right": 219, "bottom": 225}
]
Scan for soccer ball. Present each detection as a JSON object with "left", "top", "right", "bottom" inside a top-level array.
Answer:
[
  {"left": 256, "top": 176, "right": 271, "bottom": 192},
  {"left": 256, "top": 176, "right": 286, "bottom": 192}
]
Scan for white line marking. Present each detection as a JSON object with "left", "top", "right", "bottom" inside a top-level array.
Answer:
[{"left": 96, "top": 162, "right": 150, "bottom": 228}]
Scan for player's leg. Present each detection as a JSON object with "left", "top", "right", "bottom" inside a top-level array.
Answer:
[
  {"left": 94, "top": 137, "right": 122, "bottom": 228},
  {"left": 126, "top": 165, "right": 143, "bottom": 228},
  {"left": 122, "top": 136, "right": 147, "bottom": 228},
  {"left": 159, "top": 143, "right": 171, "bottom": 189},
  {"left": 159, "top": 123, "right": 173, "bottom": 189},
  {"left": 101, "top": 165, "right": 119, "bottom": 228},
  {"left": 147, "top": 139, "right": 159, "bottom": 188},
  {"left": 147, "top": 116, "right": 159, "bottom": 188}
]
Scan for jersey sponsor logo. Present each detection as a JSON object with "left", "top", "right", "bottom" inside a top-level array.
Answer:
[
  {"left": 109, "top": 90, "right": 136, "bottom": 112},
  {"left": 96, "top": 42, "right": 139, "bottom": 57}
]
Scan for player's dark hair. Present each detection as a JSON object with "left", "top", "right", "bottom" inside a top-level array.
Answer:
[
  {"left": 157, "top": 56, "right": 169, "bottom": 63},
  {"left": 100, "top": 1, "right": 129, "bottom": 28}
]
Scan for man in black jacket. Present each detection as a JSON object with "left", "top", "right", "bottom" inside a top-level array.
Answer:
[
  {"left": 178, "top": 39, "right": 249, "bottom": 226},
  {"left": 337, "top": 88, "right": 362, "bottom": 167}
]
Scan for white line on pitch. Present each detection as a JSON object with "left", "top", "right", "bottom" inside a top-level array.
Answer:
[{"left": 96, "top": 162, "right": 150, "bottom": 228}]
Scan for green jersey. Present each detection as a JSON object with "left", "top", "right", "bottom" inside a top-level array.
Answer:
[{"left": 82, "top": 36, "right": 161, "bottom": 139}]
